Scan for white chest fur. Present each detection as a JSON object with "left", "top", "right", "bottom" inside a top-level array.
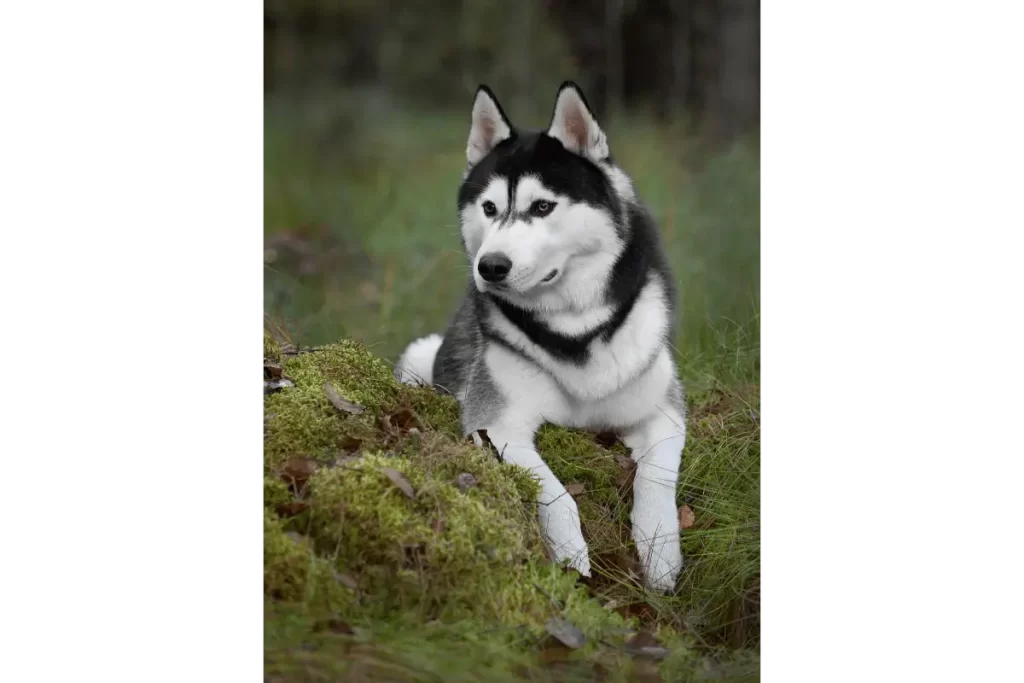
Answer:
[
  {"left": 485, "top": 277, "right": 671, "bottom": 404},
  {"left": 483, "top": 277, "right": 675, "bottom": 432}
]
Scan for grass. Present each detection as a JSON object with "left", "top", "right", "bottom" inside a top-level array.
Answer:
[{"left": 264, "top": 94, "right": 759, "bottom": 680}]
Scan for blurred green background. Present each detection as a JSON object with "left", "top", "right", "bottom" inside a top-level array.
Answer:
[{"left": 264, "top": 0, "right": 760, "bottom": 382}]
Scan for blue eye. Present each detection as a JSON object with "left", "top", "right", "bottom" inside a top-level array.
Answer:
[{"left": 482, "top": 201, "right": 497, "bottom": 217}]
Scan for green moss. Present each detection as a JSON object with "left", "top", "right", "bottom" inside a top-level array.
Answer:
[
  {"left": 263, "top": 334, "right": 759, "bottom": 680},
  {"left": 264, "top": 475, "right": 292, "bottom": 510},
  {"left": 264, "top": 508, "right": 354, "bottom": 612}
]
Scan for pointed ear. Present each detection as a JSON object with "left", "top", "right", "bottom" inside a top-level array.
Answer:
[
  {"left": 466, "top": 86, "right": 512, "bottom": 166},
  {"left": 546, "top": 81, "right": 609, "bottom": 162}
]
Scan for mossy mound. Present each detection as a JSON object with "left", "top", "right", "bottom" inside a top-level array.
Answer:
[{"left": 264, "top": 330, "right": 759, "bottom": 681}]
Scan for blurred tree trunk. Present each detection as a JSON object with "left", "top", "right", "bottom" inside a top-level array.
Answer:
[
  {"left": 518, "top": 0, "right": 533, "bottom": 104},
  {"left": 715, "top": 0, "right": 760, "bottom": 141},
  {"left": 605, "top": 0, "right": 625, "bottom": 122},
  {"left": 670, "top": 0, "right": 693, "bottom": 122},
  {"left": 691, "top": 0, "right": 718, "bottom": 134}
]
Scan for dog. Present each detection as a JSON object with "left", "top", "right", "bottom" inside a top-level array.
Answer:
[{"left": 394, "top": 82, "right": 686, "bottom": 592}]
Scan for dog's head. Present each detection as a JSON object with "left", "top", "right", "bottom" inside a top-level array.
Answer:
[{"left": 457, "top": 82, "right": 634, "bottom": 312}]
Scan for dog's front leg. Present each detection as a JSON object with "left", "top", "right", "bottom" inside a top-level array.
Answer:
[
  {"left": 622, "top": 408, "right": 686, "bottom": 592},
  {"left": 484, "top": 421, "right": 591, "bottom": 577}
]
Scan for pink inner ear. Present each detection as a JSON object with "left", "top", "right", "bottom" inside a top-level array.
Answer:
[
  {"left": 479, "top": 116, "right": 496, "bottom": 145},
  {"left": 563, "top": 106, "right": 588, "bottom": 151}
]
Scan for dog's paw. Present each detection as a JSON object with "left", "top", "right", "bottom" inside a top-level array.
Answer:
[
  {"left": 540, "top": 495, "right": 592, "bottom": 577},
  {"left": 636, "top": 529, "right": 683, "bottom": 593},
  {"left": 561, "top": 548, "right": 592, "bottom": 578}
]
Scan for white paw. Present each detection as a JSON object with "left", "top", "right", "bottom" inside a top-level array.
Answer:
[
  {"left": 540, "top": 495, "right": 592, "bottom": 577},
  {"left": 636, "top": 527, "right": 682, "bottom": 593}
]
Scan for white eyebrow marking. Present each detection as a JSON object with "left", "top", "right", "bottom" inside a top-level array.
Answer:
[{"left": 513, "top": 175, "right": 558, "bottom": 213}]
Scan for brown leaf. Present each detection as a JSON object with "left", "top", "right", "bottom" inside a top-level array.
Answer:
[
  {"left": 331, "top": 569, "right": 360, "bottom": 591},
  {"left": 431, "top": 518, "right": 446, "bottom": 534},
  {"left": 276, "top": 501, "right": 309, "bottom": 517},
  {"left": 595, "top": 431, "right": 620, "bottom": 448},
  {"left": 545, "top": 617, "right": 586, "bottom": 649},
  {"left": 456, "top": 472, "right": 478, "bottom": 493},
  {"left": 379, "top": 467, "right": 415, "bottom": 499},
  {"left": 564, "top": 483, "right": 586, "bottom": 496},
  {"left": 264, "top": 363, "right": 283, "bottom": 380},
  {"left": 678, "top": 504, "right": 696, "bottom": 530},
  {"left": 323, "top": 382, "right": 365, "bottom": 415},
  {"left": 339, "top": 435, "right": 362, "bottom": 453},
  {"left": 281, "top": 458, "right": 319, "bottom": 491}
]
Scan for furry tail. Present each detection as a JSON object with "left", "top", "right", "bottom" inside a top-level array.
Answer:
[{"left": 394, "top": 334, "right": 443, "bottom": 386}]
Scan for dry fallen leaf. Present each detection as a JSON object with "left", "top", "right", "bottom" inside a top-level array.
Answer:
[
  {"left": 280, "top": 458, "right": 315, "bottom": 485},
  {"left": 564, "top": 483, "right": 586, "bottom": 496},
  {"left": 323, "top": 382, "right": 365, "bottom": 415},
  {"left": 264, "top": 363, "right": 283, "bottom": 380},
  {"left": 431, "top": 518, "right": 446, "bottom": 534},
  {"left": 281, "top": 458, "right": 319, "bottom": 491},
  {"left": 546, "top": 617, "right": 586, "bottom": 649},
  {"left": 678, "top": 504, "right": 696, "bottom": 530},
  {"left": 379, "top": 467, "right": 415, "bottom": 499}
]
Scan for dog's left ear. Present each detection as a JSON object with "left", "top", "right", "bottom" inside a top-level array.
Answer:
[{"left": 546, "top": 81, "right": 609, "bottom": 162}]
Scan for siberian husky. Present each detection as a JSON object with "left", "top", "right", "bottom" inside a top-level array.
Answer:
[{"left": 395, "top": 82, "right": 685, "bottom": 592}]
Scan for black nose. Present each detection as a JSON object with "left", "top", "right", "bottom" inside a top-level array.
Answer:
[{"left": 478, "top": 253, "right": 512, "bottom": 282}]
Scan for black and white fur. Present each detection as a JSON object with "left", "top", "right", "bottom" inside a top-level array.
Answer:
[{"left": 395, "top": 82, "right": 686, "bottom": 592}]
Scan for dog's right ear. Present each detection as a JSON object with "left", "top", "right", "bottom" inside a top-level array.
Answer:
[{"left": 466, "top": 85, "right": 512, "bottom": 166}]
